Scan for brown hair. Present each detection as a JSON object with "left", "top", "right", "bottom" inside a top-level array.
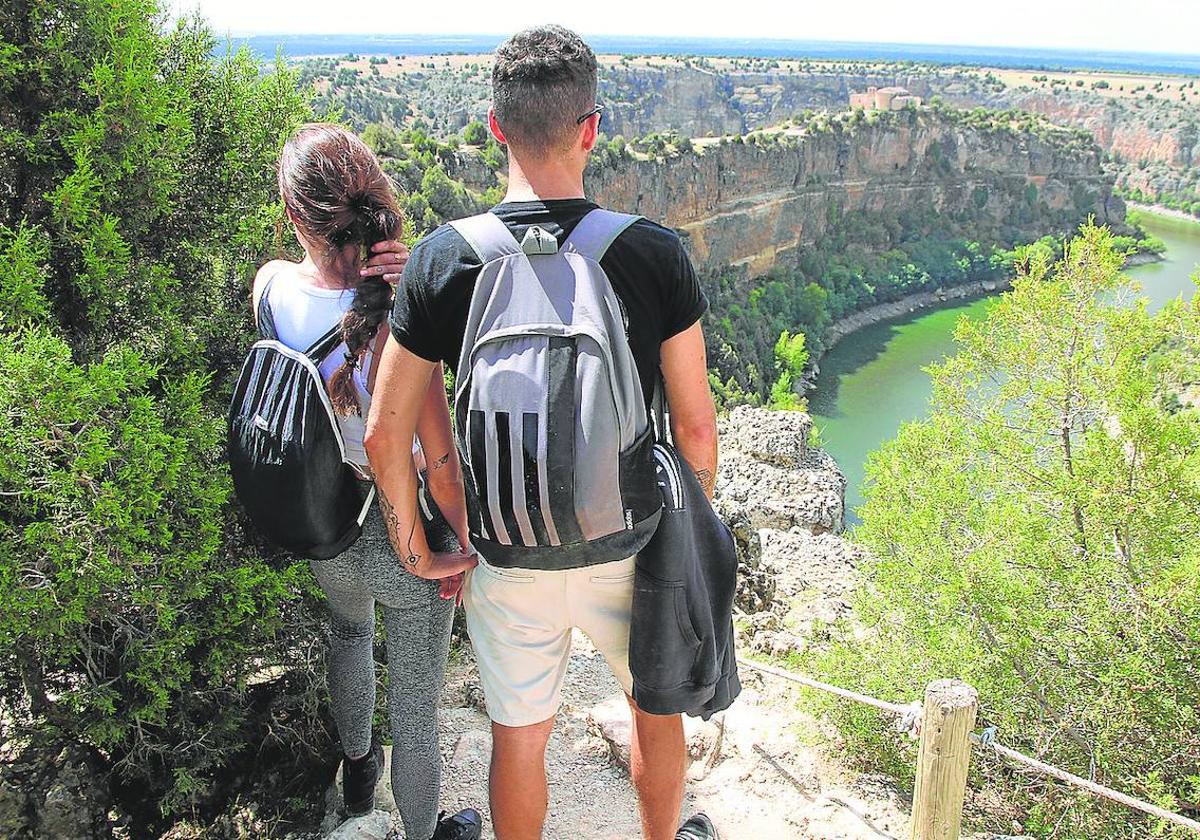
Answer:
[
  {"left": 492, "top": 25, "right": 597, "bottom": 157},
  {"left": 278, "top": 123, "right": 402, "bottom": 415}
]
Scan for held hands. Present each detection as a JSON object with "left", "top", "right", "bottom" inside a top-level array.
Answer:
[
  {"left": 439, "top": 572, "right": 466, "bottom": 603},
  {"left": 443, "top": 529, "right": 473, "bottom": 603},
  {"left": 360, "top": 240, "right": 410, "bottom": 286},
  {"left": 440, "top": 530, "right": 473, "bottom": 604},
  {"left": 407, "top": 549, "right": 477, "bottom": 602}
]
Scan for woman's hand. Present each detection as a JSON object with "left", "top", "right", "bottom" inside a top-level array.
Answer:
[
  {"left": 438, "top": 572, "right": 466, "bottom": 603},
  {"left": 360, "top": 240, "right": 410, "bottom": 286}
]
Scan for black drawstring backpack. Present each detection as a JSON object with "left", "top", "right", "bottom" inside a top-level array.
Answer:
[{"left": 228, "top": 286, "right": 375, "bottom": 560}]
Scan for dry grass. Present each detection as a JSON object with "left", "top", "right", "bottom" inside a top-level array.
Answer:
[{"left": 971, "top": 67, "right": 1196, "bottom": 102}]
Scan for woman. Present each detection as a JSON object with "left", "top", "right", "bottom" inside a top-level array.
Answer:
[{"left": 252, "top": 123, "right": 481, "bottom": 840}]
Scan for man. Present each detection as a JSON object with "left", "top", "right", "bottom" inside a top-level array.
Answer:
[{"left": 365, "top": 25, "right": 719, "bottom": 840}]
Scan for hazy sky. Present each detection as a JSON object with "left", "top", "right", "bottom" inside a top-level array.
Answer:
[{"left": 175, "top": 0, "right": 1198, "bottom": 54}]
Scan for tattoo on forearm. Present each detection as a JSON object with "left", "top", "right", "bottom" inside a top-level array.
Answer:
[
  {"left": 378, "top": 487, "right": 421, "bottom": 569},
  {"left": 695, "top": 468, "right": 715, "bottom": 496},
  {"left": 430, "top": 452, "right": 450, "bottom": 471}
]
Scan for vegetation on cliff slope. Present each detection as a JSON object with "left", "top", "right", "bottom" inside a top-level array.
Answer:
[
  {"left": 0, "top": 2, "right": 337, "bottom": 832},
  {"left": 811, "top": 224, "right": 1200, "bottom": 837}
]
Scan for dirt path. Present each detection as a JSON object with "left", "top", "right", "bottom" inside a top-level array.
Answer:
[{"left": 323, "top": 628, "right": 913, "bottom": 840}]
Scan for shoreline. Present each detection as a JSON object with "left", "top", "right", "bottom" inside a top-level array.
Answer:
[
  {"left": 1128, "top": 202, "right": 1200, "bottom": 226},
  {"left": 1123, "top": 251, "right": 1163, "bottom": 267},
  {"left": 805, "top": 240, "right": 1168, "bottom": 384},
  {"left": 808, "top": 277, "right": 1012, "bottom": 380}
]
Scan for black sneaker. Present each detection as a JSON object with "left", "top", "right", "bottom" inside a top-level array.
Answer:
[
  {"left": 677, "top": 812, "right": 719, "bottom": 840},
  {"left": 431, "top": 808, "right": 483, "bottom": 840},
  {"left": 342, "top": 740, "right": 384, "bottom": 817}
]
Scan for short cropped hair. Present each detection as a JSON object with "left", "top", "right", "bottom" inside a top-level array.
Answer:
[{"left": 492, "top": 25, "right": 598, "bottom": 157}]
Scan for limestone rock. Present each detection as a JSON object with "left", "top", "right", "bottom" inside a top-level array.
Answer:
[
  {"left": 0, "top": 777, "right": 30, "bottom": 838},
  {"left": 719, "top": 405, "right": 810, "bottom": 468},
  {"left": 724, "top": 510, "right": 775, "bottom": 614},
  {"left": 0, "top": 743, "right": 110, "bottom": 840},
  {"left": 587, "top": 694, "right": 721, "bottom": 775},
  {"left": 714, "top": 410, "right": 845, "bottom": 536},
  {"left": 323, "top": 811, "right": 391, "bottom": 840},
  {"left": 588, "top": 695, "right": 633, "bottom": 770}
]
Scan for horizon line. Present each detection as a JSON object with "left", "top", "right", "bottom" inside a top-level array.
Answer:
[{"left": 218, "top": 31, "right": 1200, "bottom": 61}]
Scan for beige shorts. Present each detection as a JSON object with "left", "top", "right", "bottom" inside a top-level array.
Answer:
[{"left": 463, "top": 555, "right": 636, "bottom": 727}]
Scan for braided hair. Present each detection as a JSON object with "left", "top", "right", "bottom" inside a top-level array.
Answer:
[{"left": 278, "top": 123, "right": 403, "bottom": 415}]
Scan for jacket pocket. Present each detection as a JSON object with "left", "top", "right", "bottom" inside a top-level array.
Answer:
[{"left": 630, "top": 565, "right": 702, "bottom": 691}]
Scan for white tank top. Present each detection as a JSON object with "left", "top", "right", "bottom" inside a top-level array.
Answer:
[{"left": 264, "top": 273, "right": 374, "bottom": 468}]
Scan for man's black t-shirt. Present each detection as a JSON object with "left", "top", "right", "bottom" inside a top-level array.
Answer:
[{"left": 389, "top": 198, "right": 708, "bottom": 408}]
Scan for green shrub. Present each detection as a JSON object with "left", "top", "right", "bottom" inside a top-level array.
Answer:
[
  {"left": 0, "top": 328, "right": 312, "bottom": 801},
  {"left": 768, "top": 331, "right": 808, "bottom": 410},
  {"left": 813, "top": 224, "right": 1200, "bottom": 836},
  {"left": 0, "top": 0, "right": 322, "bottom": 818},
  {"left": 462, "top": 119, "right": 489, "bottom": 145}
]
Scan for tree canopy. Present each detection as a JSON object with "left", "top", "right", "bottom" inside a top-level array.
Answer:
[
  {"left": 0, "top": 0, "right": 324, "bottom": 826},
  {"left": 813, "top": 224, "right": 1200, "bottom": 837}
]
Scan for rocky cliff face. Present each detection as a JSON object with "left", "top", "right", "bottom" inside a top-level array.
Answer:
[
  {"left": 601, "top": 65, "right": 935, "bottom": 139},
  {"left": 973, "top": 92, "right": 1195, "bottom": 168},
  {"left": 945, "top": 90, "right": 1200, "bottom": 202},
  {"left": 587, "top": 108, "right": 1119, "bottom": 278},
  {"left": 597, "top": 65, "right": 1195, "bottom": 182},
  {"left": 713, "top": 406, "right": 860, "bottom": 657},
  {"left": 592, "top": 62, "right": 1195, "bottom": 208}
]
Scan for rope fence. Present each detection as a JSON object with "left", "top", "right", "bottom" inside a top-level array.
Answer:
[{"left": 736, "top": 655, "right": 1200, "bottom": 837}]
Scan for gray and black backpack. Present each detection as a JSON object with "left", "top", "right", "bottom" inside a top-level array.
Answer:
[{"left": 449, "top": 208, "right": 662, "bottom": 569}]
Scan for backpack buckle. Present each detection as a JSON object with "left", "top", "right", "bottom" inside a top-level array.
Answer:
[{"left": 520, "top": 226, "right": 558, "bottom": 255}]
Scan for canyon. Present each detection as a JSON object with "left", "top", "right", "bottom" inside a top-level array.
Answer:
[
  {"left": 307, "top": 54, "right": 1197, "bottom": 211},
  {"left": 598, "top": 61, "right": 1198, "bottom": 208},
  {"left": 585, "top": 107, "right": 1118, "bottom": 278}
]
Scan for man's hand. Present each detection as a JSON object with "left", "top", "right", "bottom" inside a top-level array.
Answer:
[{"left": 360, "top": 240, "right": 410, "bottom": 286}]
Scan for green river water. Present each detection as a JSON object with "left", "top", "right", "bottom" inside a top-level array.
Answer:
[{"left": 807, "top": 212, "right": 1200, "bottom": 525}]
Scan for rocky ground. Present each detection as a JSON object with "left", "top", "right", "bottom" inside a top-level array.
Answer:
[
  {"left": 317, "top": 407, "right": 929, "bottom": 840},
  {"left": 321, "top": 635, "right": 916, "bottom": 840}
]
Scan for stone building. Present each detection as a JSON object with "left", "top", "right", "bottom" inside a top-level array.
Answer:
[{"left": 849, "top": 86, "right": 923, "bottom": 111}]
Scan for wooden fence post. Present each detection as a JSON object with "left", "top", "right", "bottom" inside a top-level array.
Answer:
[{"left": 910, "top": 679, "right": 978, "bottom": 840}]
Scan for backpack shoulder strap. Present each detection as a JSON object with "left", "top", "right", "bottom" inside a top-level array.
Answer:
[
  {"left": 304, "top": 323, "right": 344, "bottom": 363},
  {"left": 651, "top": 374, "right": 669, "bottom": 444},
  {"left": 256, "top": 271, "right": 281, "bottom": 340},
  {"left": 562, "top": 208, "right": 642, "bottom": 262},
  {"left": 448, "top": 212, "right": 521, "bottom": 264}
]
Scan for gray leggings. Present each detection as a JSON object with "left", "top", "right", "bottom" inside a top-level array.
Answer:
[{"left": 310, "top": 492, "right": 456, "bottom": 840}]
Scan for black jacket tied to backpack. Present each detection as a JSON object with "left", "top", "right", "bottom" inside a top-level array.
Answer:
[{"left": 629, "top": 442, "right": 741, "bottom": 719}]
